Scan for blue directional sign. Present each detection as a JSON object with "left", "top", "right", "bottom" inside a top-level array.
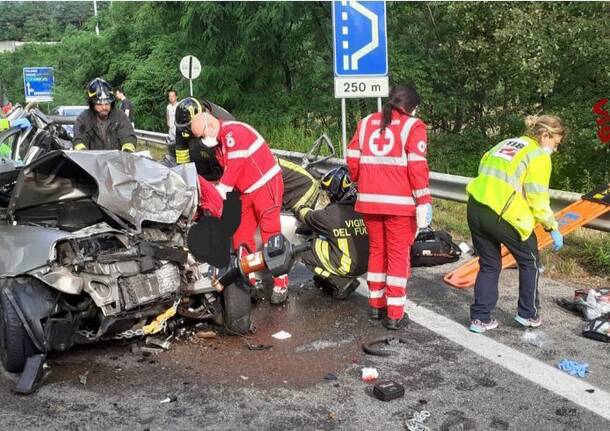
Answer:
[
  {"left": 23, "top": 67, "right": 54, "bottom": 102},
  {"left": 332, "top": 1, "right": 388, "bottom": 77}
]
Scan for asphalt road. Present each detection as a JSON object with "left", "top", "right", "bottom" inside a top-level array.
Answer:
[{"left": 1, "top": 260, "right": 609, "bottom": 431}]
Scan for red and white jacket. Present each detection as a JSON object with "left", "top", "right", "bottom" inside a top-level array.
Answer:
[
  {"left": 214, "top": 121, "right": 281, "bottom": 196},
  {"left": 347, "top": 111, "right": 431, "bottom": 216}
]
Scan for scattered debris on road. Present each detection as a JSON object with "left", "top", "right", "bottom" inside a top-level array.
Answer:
[
  {"left": 372, "top": 380, "right": 404, "bottom": 401},
  {"left": 361, "top": 367, "right": 378, "bottom": 381},
  {"left": 272, "top": 330, "right": 292, "bottom": 340},
  {"left": 557, "top": 359, "right": 589, "bottom": 377},
  {"left": 160, "top": 395, "right": 177, "bottom": 404},
  {"left": 521, "top": 329, "right": 553, "bottom": 348},
  {"left": 362, "top": 335, "right": 408, "bottom": 356},
  {"left": 146, "top": 335, "right": 172, "bottom": 350},
  {"left": 196, "top": 330, "right": 217, "bottom": 339},
  {"left": 405, "top": 410, "right": 431, "bottom": 431},
  {"left": 78, "top": 371, "right": 89, "bottom": 386},
  {"left": 324, "top": 372, "right": 338, "bottom": 381}
]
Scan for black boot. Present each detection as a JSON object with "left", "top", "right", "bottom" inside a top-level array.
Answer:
[
  {"left": 383, "top": 314, "right": 409, "bottom": 330},
  {"left": 369, "top": 307, "right": 387, "bottom": 320},
  {"left": 332, "top": 279, "right": 360, "bottom": 300}
]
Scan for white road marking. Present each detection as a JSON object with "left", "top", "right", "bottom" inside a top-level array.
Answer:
[{"left": 354, "top": 283, "right": 610, "bottom": 421}]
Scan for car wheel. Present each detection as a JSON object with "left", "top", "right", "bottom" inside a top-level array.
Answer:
[
  {"left": 0, "top": 289, "right": 38, "bottom": 373},
  {"left": 223, "top": 281, "right": 252, "bottom": 335}
]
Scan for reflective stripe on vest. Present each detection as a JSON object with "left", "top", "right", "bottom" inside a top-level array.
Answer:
[
  {"left": 243, "top": 163, "right": 280, "bottom": 193},
  {"left": 358, "top": 193, "right": 415, "bottom": 206}
]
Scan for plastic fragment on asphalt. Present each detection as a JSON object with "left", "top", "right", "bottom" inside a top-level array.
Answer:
[
  {"left": 521, "top": 329, "right": 553, "bottom": 348},
  {"left": 240, "top": 376, "right": 249, "bottom": 380},
  {"left": 196, "top": 330, "right": 217, "bottom": 339},
  {"left": 458, "top": 242, "right": 472, "bottom": 255},
  {"left": 324, "top": 372, "right": 338, "bottom": 381},
  {"left": 78, "top": 371, "right": 88, "bottom": 386},
  {"left": 361, "top": 367, "right": 378, "bottom": 381},
  {"left": 246, "top": 342, "right": 273, "bottom": 351},
  {"left": 272, "top": 330, "right": 292, "bottom": 340},
  {"left": 146, "top": 335, "right": 172, "bottom": 350},
  {"left": 160, "top": 396, "right": 177, "bottom": 404},
  {"left": 406, "top": 410, "right": 431, "bottom": 431},
  {"left": 557, "top": 359, "right": 589, "bottom": 378}
]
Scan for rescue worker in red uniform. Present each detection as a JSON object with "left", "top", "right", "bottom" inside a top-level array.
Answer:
[
  {"left": 347, "top": 85, "right": 432, "bottom": 330},
  {"left": 183, "top": 100, "right": 289, "bottom": 305}
]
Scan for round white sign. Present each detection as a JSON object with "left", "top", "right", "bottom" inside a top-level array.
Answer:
[{"left": 179, "top": 55, "right": 202, "bottom": 80}]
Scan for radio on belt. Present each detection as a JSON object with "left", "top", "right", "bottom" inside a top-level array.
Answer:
[{"left": 373, "top": 380, "right": 405, "bottom": 401}]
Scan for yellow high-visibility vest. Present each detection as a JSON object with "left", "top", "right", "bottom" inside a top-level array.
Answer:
[{"left": 466, "top": 136, "right": 558, "bottom": 240}]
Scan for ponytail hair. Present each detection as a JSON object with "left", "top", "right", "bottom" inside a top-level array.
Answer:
[
  {"left": 381, "top": 84, "right": 421, "bottom": 131},
  {"left": 524, "top": 114, "right": 566, "bottom": 141}
]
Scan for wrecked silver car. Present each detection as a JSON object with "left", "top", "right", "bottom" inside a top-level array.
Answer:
[{"left": 0, "top": 150, "right": 248, "bottom": 375}]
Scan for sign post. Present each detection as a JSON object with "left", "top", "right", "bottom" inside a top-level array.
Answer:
[
  {"left": 332, "top": 0, "right": 388, "bottom": 157},
  {"left": 179, "top": 55, "right": 202, "bottom": 97},
  {"left": 23, "top": 67, "right": 54, "bottom": 103}
]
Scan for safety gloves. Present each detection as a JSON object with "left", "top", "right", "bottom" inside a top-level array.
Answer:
[
  {"left": 550, "top": 229, "right": 563, "bottom": 251},
  {"left": 11, "top": 118, "right": 32, "bottom": 130},
  {"left": 0, "top": 117, "right": 31, "bottom": 131},
  {"left": 416, "top": 203, "right": 433, "bottom": 229},
  {"left": 121, "top": 143, "right": 136, "bottom": 153}
]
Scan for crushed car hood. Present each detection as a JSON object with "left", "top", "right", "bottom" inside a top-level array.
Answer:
[
  {"left": 0, "top": 223, "right": 121, "bottom": 277},
  {"left": 7, "top": 150, "right": 198, "bottom": 229}
]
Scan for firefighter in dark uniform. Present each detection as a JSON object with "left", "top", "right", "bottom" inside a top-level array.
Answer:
[
  {"left": 296, "top": 167, "right": 368, "bottom": 299},
  {"left": 173, "top": 97, "right": 234, "bottom": 178},
  {"left": 278, "top": 158, "right": 320, "bottom": 212},
  {"left": 73, "top": 78, "right": 137, "bottom": 152}
]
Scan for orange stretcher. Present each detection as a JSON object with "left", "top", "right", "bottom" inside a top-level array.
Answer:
[{"left": 443, "top": 184, "right": 610, "bottom": 289}]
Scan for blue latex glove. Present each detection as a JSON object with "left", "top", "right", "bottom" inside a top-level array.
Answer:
[
  {"left": 10, "top": 118, "right": 31, "bottom": 130},
  {"left": 557, "top": 359, "right": 589, "bottom": 378},
  {"left": 550, "top": 229, "right": 563, "bottom": 251}
]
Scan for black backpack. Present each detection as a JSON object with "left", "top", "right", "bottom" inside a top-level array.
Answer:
[{"left": 411, "top": 227, "right": 462, "bottom": 267}]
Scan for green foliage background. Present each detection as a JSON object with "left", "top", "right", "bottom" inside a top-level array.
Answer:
[{"left": 0, "top": 1, "right": 608, "bottom": 192}]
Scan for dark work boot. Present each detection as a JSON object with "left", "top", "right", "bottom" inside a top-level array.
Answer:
[
  {"left": 383, "top": 314, "right": 409, "bottom": 330},
  {"left": 369, "top": 307, "right": 387, "bottom": 320},
  {"left": 332, "top": 279, "right": 360, "bottom": 300}
]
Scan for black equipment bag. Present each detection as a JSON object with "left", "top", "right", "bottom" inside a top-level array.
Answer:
[
  {"left": 582, "top": 313, "right": 610, "bottom": 343},
  {"left": 411, "top": 227, "right": 462, "bottom": 267}
]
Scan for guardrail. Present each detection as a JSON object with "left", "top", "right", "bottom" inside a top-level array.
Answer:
[
  {"left": 135, "top": 132, "right": 610, "bottom": 233},
  {"left": 135, "top": 129, "right": 168, "bottom": 145}
]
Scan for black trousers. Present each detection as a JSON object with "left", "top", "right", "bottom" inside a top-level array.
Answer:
[
  {"left": 300, "top": 248, "right": 354, "bottom": 290},
  {"left": 467, "top": 198, "right": 541, "bottom": 321}
]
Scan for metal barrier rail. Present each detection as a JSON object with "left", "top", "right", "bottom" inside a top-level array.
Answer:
[
  {"left": 271, "top": 149, "right": 610, "bottom": 233},
  {"left": 135, "top": 129, "right": 168, "bottom": 145},
  {"left": 135, "top": 134, "right": 610, "bottom": 232}
]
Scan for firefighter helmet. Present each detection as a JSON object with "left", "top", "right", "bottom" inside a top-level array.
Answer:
[
  {"left": 175, "top": 97, "right": 209, "bottom": 129},
  {"left": 87, "top": 78, "right": 115, "bottom": 106},
  {"left": 321, "top": 166, "right": 355, "bottom": 202}
]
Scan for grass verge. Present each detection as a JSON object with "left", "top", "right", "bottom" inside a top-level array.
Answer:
[{"left": 433, "top": 199, "right": 610, "bottom": 287}]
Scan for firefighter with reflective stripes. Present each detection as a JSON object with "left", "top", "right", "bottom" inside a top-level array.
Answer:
[
  {"left": 466, "top": 115, "right": 565, "bottom": 334},
  {"left": 73, "top": 78, "right": 137, "bottom": 152},
  {"left": 278, "top": 158, "right": 320, "bottom": 212},
  {"left": 296, "top": 167, "right": 368, "bottom": 300},
  {"left": 347, "top": 85, "right": 432, "bottom": 330},
  {"left": 188, "top": 104, "right": 289, "bottom": 304}
]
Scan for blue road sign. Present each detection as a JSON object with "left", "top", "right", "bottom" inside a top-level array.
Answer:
[
  {"left": 332, "top": 0, "right": 388, "bottom": 77},
  {"left": 23, "top": 67, "right": 54, "bottom": 102}
]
